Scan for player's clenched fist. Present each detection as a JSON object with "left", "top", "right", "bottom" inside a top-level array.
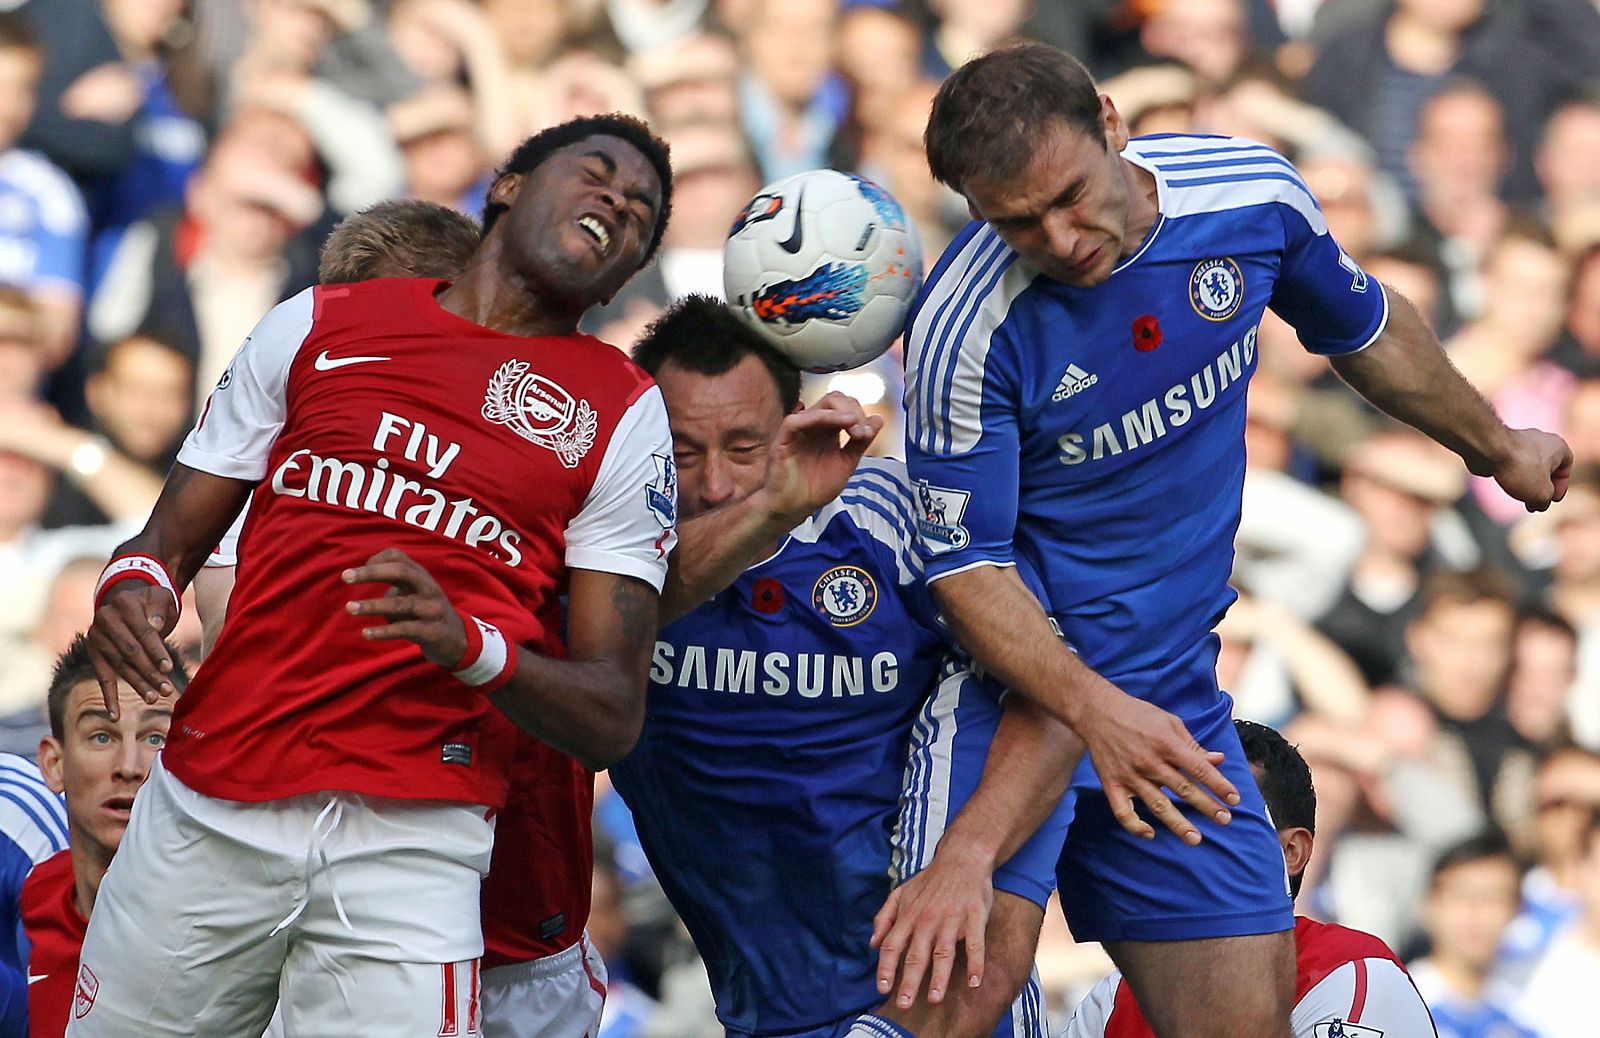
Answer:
[
  {"left": 343, "top": 548, "right": 469, "bottom": 668},
  {"left": 87, "top": 583, "right": 180, "bottom": 716}
]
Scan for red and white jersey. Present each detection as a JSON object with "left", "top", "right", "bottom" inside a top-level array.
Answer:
[
  {"left": 21, "top": 849, "right": 83, "bottom": 1038},
  {"left": 170, "top": 278, "right": 677, "bottom": 807},
  {"left": 481, "top": 739, "right": 594, "bottom": 968},
  {"left": 1064, "top": 917, "right": 1438, "bottom": 1038}
]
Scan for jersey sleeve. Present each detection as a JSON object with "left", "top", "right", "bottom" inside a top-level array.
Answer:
[
  {"left": 1268, "top": 170, "right": 1389, "bottom": 357},
  {"left": 904, "top": 284, "right": 1024, "bottom": 584},
  {"left": 564, "top": 384, "right": 676, "bottom": 591},
  {"left": 1291, "top": 958, "right": 1437, "bottom": 1038},
  {"left": 1063, "top": 973, "right": 1121, "bottom": 1038},
  {"left": 177, "top": 288, "right": 316, "bottom": 481}
]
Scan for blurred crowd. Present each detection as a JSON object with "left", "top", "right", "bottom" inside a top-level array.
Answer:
[{"left": 3, "top": 0, "right": 1600, "bottom": 1034}]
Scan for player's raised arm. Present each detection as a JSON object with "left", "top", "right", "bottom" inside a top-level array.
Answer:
[
  {"left": 659, "top": 390, "right": 881, "bottom": 623},
  {"left": 1330, "top": 287, "right": 1571, "bottom": 511}
]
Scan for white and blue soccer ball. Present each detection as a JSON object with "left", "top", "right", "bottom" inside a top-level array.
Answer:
[{"left": 723, "top": 169, "right": 923, "bottom": 374}]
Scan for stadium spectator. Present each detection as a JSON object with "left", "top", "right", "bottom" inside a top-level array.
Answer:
[
  {"left": 1506, "top": 608, "right": 1581, "bottom": 754},
  {"left": 736, "top": 0, "right": 845, "bottom": 180},
  {"left": 0, "top": 556, "right": 101, "bottom": 747},
  {"left": 1550, "top": 243, "right": 1600, "bottom": 380},
  {"left": 1562, "top": 379, "right": 1600, "bottom": 468},
  {"left": 22, "top": 634, "right": 187, "bottom": 1038},
  {"left": 82, "top": 332, "right": 193, "bottom": 482},
  {"left": 1407, "top": 831, "right": 1535, "bottom": 1038},
  {"left": 1219, "top": 592, "right": 1370, "bottom": 731},
  {"left": 921, "top": 0, "right": 1034, "bottom": 78},
  {"left": 1136, "top": 0, "right": 1255, "bottom": 87},
  {"left": 1501, "top": 748, "right": 1600, "bottom": 976},
  {"left": 1535, "top": 96, "right": 1600, "bottom": 233},
  {"left": 1542, "top": 467, "right": 1600, "bottom": 691},
  {"left": 385, "top": 0, "right": 520, "bottom": 159},
  {"left": 89, "top": 0, "right": 207, "bottom": 285},
  {"left": 1317, "top": 428, "right": 1475, "bottom": 689},
  {"left": 1301, "top": 0, "right": 1574, "bottom": 206},
  {"left": 0, "top": 14, "right": 88, "bottom": 367},
  {"left": 628, "top": 33, "right": 741, "bottom": 128},
  {"left": 829, "top": 4, "right": 922, "bottom": 183},
  {"left": 1517, "top": 807, "right": 1600, "bottom": 1037},
  {"left": 388, "top": 84, "right": 493, "bottom": 214},
  {"left": 0, "top": 287, "right": 45, "bottom": 404}
]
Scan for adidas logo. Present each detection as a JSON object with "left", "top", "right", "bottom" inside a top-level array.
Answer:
[{"left": 1051, "top": 364, "right": 1099, "bottom": 402}]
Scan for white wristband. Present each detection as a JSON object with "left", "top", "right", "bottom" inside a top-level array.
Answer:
[
  {"left": 94, "top": 554, "right": 181, "bottom": 620},
  {"left": 453, "top": 616, "right": 514, "bottom": 689}
]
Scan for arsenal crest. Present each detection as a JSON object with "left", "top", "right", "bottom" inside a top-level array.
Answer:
[{"left": 482, "top": 361, "right": 598, "bottom": 468}]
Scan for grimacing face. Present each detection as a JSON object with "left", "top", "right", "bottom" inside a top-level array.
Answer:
[
  {"left": 655, "top": 355, "right": 787, "bottom": 521},
  {"left": 961, "top": 100, "right": 1143, "bottom": 289},
  {"left": 490, "top": 135, "right": 663, "bottom": 308}
]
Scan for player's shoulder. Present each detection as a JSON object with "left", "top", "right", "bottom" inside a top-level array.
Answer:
[
  {"left": 1127, "top": 133, "right": 1324, "bottom": 233},
  {"left": 797, "top": 458, "right": 921, "bottom": 582},
  {"left": 905, "top": 220, "right": 1037, "bottom": 362},
  {"left": 0, "top": 754, "right": 68, "bottom": 862},
  {"left": 20, "top": 847, "right": 72, "bottom": 915},
  {"left": 1295, "top": 916, "right": 1405, "bottom": 989}
]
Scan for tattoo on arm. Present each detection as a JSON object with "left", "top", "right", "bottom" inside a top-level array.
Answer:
[{"left": 610, "top": 577, "right": 656, "bottom": 646}]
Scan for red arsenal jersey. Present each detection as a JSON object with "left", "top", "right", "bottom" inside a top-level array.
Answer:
[
  {"left": 169, "top": 279, "right": 676, "bottom": 806},
  {"left": 21, "top": 850, "right": 82, "bottom": 1038},
  {"left": 1065, "top": 918, "right": 1438, "bottom": 1038},
  {"left": 481, "top": 738, "right": 594, "bottom": 968}
]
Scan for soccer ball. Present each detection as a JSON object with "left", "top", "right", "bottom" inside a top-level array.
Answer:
[{"left": 723, "top": 169, "right": 923, "bottom": 373}]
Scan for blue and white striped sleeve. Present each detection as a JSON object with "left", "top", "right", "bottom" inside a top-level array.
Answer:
[{"left": 902, "top": 226, "right": 1031, "bottom": 583}]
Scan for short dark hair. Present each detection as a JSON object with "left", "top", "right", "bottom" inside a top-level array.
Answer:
[
  {"left": 1428, "top": 829, "right": 1519, "bottom": 889},
  {"left": 0, "top": 14, "right": 39, "bottom": 54},
  {"left": 1418, "top": 566, "right": 1519, "bottom": 619},
  {"left": 319, "top": 200, "right": 481, "bottom": 284},
  {"left": 632, "top": 295, "right": 801, "bottom": 413},
  {"left": 925, "top": 42, "right": 1104, "bottom": 192},
  {"left": 49, "top": 633, "right": 189, "bottom": 740},
  {"left": 481, "top": 114, "right": 673, "bottom": 263},
  {"left": 1235, "top": 719, "right": 1317, "bottom": 836}
]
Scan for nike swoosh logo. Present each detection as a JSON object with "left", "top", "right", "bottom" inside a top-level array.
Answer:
[
  {"left": 777, "top": 186, "right": 805, "bottom": 254},
  {"left": 28, "top": 975, "right": 46, "bottom": 985},
  {"left": 314, "top": 351, "right": 391, "bottom": 371}
]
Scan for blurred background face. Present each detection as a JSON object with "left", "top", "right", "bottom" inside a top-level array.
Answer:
[
  {"left": 1508, "top": 620, "right": 1578, "bottom": 743},
  {"left": 1554, "top": 502, "right": 1600, "bottom": 582},
  {"left": 87, "top": 337, "right": 193, "bottom": 463},
  {"left": 1365, "top": 255, "right": 1440, "bottom": 330},
  {"left": 1567, "top": 382, "right": 1600, "bottom": 465},
  {"left": 744, "top": 0, "right": 836, "bottom": 108},
  {"left": 1410, "top": 89, "right": 1506, "bottom": 201},
  {"left": 1140, "top": 0, "right": 1247, "bottom": 84},
  {"left": 32, "top": 559, "right": 101, "bottom": 656},
  {"left": 1534, "top": 754, "right": 1600, "bottom": 866},
  {"left": 1408, "top": 598, "right": 1515, "bottom": 719},
  {"left": 387, "top": 0, "right": 461, "bottom": 81},
  {"left": 483, "top": 0, "right": 566, "bottom": 67},
  {"left": 0, "top": 45, "right": 40, "bottom": 149},
  {"left": 1538, "top": 105, "right": 1600, "bottom": 213},
  {"left": 101, "top": 0, "right": 186, "bottom": 54},
  {"left": 838, "top": 8, "right": 920, "bottom": 134},
  {"left": 1424, "top": 855, "right": 1523, "bottom": 971},
  {"left": 1481, "top": 237, "right": 1568, "bottom": 354},
  {"left": 1301, "top": 155, "right": 1378, "bottom": 261},
  {"left": 1395, "top": 0, "right": 1485, "bottom": 33},
  {"left": 249, "top": 0, "right": 336, "bottom": 71},
  {"left": 403, "top": 130, "right": 484, "bottom": 203},
  {"left": 1343, "top": 472, "right": 1437, "bottom": 558},
  {"left": 933, "top": 0, "right": 1032, "bottom": 47},
  {"left": 1568, "top": 250, "right": 1600, "bottom": 349},
  {"left": 0, "top": 451, "right": 48, "bottom": 535},
  {"left": 637, "top": 36, "right": 739, "bottom": 126}
]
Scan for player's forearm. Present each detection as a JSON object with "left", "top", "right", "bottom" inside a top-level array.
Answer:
[
  {"left": 934, "top": 695, "right": 1081, "bottom": 871},
  {"left": 659, "top": 487, "right": 804, "bottom": 623},
  {"left": 110, "top": 465, "right": 254, "bottom": 590},
  {"left": 1330, "top": 288, "right": 1512, "bottom": 476},
  {"left": 930, "top": 565, "right": 1117, "bottom": 732},
  {"left": 489, "top": 655, "right": 647, "bottom": 769}
]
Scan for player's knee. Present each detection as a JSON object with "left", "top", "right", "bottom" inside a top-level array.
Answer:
[{"left": 905, "top": 961, "right": 1030, "bottom": 1038}]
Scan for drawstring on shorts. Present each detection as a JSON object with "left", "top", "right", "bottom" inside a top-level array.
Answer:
[{"left": 270, "top": 797, "right": 354, "bottom": 936}]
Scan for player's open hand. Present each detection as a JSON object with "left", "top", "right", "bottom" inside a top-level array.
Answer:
[
  {"left": 764, "top": 392, "right": 883, "bottom": 520},
  {"left": 1078, "top": 686, "right": 1237, "bottom": 844},
  {"left": 343, "top": 549, "right": 468, "bottom": 668},
  {"left": 1483, "top": 427, "right": 1572, "bottom": 512},
  {"left": 871, "top": 840, "right": 992, "bottom": 1009},
  {"left": 87, "top": 583, "right": 180, "bottom": 717}
]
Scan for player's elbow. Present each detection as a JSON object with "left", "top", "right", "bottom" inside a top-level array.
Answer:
[{"left": 576, "top": 688, "right": 646, "bottom": 770}]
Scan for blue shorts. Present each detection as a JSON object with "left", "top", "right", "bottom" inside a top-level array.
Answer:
[
  {"left": 1054, "top": 695, "right": 1294, "bottom": 943},
  {"left": 892, "top": 662, "right": 1074, "bottom": 909},
  {"left": 754, "top": 968, "right": 1049, "bottom": 1038}
]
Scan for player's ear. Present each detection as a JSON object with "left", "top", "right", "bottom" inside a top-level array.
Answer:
[
  {"left": 487, "top": 172, "right": 523, "bottom": 211},
  {"left": 37, "top": 736, "right": 65, "bottom": 795},
  {"left": 1100, "top": 93, "right": 1129, "bottom": 153},
  {"left": 1280, "top": 826, "right": 1314, "bottom": 884}
]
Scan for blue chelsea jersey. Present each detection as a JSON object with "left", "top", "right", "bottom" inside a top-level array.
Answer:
[
  {"left": 904, "top": 135, "right": 1388, "bottom": 719},
  {"left": 610, "top": 460, "right": 950, "bottom": 1037}
]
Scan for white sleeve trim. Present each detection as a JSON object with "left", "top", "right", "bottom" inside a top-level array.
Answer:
[
  {"left": 206, "top": 508, "right": 249, "bottom": 568},
  {"left": 924, "top": 558, "right": 1016, "bottom": 584},
  {"left": 1335, "top": 281, "right": 1390, "bottom": 356},
  {"left": 563, "top": 384, "right": 676, "bottom": 592},
  {"left": 177, "top": 288, "right": 316, "bottom": 481}
]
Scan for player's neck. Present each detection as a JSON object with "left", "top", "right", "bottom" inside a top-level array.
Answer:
[
  {"left": 1119, "top": 160, "right": 1159, "bottom": 259},
  {"left": 437, "top": 246, "right": 586, "bottom": 338},
  {"left": 69, "top": 840, "right": 112, "bottom": 921}
]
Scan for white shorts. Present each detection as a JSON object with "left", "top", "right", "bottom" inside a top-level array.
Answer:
[
  {"left": 68, "top": 758, "right": 495, "bottom": 1038},
  {"left": 482, "top": 935, "right": 608, "bottom": 1038}
]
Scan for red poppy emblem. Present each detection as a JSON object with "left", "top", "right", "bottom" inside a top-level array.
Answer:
[
  {"left": 1132, "top": 314, "right": 1163, "bottom": 352},
  {"left": 752, "top": 578, "right": 785, "bottom": 614}
]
